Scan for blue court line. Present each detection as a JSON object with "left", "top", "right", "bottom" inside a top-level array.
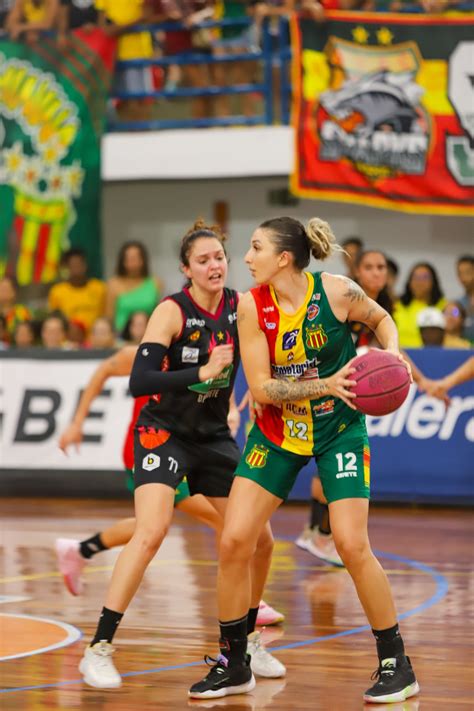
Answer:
[{"left": 0, "top": 546, "right": 448, "bottom": 694}]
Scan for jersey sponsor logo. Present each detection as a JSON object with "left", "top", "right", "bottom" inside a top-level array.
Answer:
[
  {"left": 189, "top": 364, "right": 234, "bottom": 394},
  {"left": 307, "top": 303, "right": 320, "bottom": 321},
  {"left": 245, "top": 443, "right": 269, "bottom": 468},
  {"left": 189, "top": 330, "right": 200, "bottom": 342},
  {"left": 197, "top": 389, "right": 220, "bottom": 402},
  {"left": 262, "top": 305, "right": 275, "bottom": 313},
  {"left": 306, "top": 324, "right": 328, "bottom": 350},
  {"left": 228, "top": 312, "right": 237, "bottom": 324},
  {"left": 264, "top": 321, "right": 277, "bottom": 330},
  {"left": 312, "top": 399, "right": 335, "bottom": 417},
  {"left": 182, "top": 346, "right": 200, "bottom": 364},
  {"left": 186, "top": 317, "right": 205, "bottom": 328},
  {"left": 141, "top": 347, "right": 149, "bottom": 357},
  {"left": 312, "top": 293, "right": 321, "bottom": 301},
  {"left": 287, "top": 351, "right": 294, "bottom": 361},
  {"left": 138, "top": 427, "right": 171, "bottom": 449},
  {"left": 272, "top": 357, "right": 320, "bottom": 379},
  {"left": 142, "top": 453, "right": 160, "bottom": 471},
  {"left": 282, "top": 329, "right": 299, "bottom": 350},
  {"left": 286, "top": 402, "right": 308, "bottom": 416}
]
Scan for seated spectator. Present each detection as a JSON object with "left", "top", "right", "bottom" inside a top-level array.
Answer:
[
  {"left": 88, "top": 316, "right": 116, "bottom": 349},
  {"left": 1, "top": 1, "right": 15, "bottom": 28},
  {"left": 5, "top": 0, "right": 59, "bottom": 42},
  {"left": 417, "top": 307, "right": 445, "bottom": 347},
  {"left": 47, "top": 248, "right": 106, "bottom": 336},
  {"left": 120, "top": 310, "right": 149, "bottom": 344},
  {"left": 12, "top": 320, "right": 37, "bottom": 348},
  {"left": 57, "top": 0, "right": 98, "bottom": 46},
  {"left": 386, "top": 257, "right": 400, "bottom": 303},
  {"left": 443, "top": 301, "right": 471, "bottom": 349},
  {"left": 0, "top": 315, "right": 9, "bottom": 349},
  {"left": 0, "top": 276, "right": 32, "bottom": 341},
  {"left": 393, "top": 262, "right": 446, "bottom": 348},
  {"left": 341, "top": 236, "right": 364, "bottom": 280},
  {"left": 41, "top": 312, "right": 69, "bottom": 349},
  {"left": 95, "top": 0, "right": 154, "bottom": 123},
  {"left": 106, "top": 241, "right": 162, "bottom": 333},
  {"left": 67, "top": 318, "right": 88, "bottom": 348},
  {"left": 147, "top": 0, "right": 214, "bottom": 120},
  {"left": 456, "top": 255, "right": 474, "bottom": 343}
]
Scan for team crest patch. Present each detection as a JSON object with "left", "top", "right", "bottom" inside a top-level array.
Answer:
[
  {"left": 189, "top": 330, "right": 200, "bottom": 342},
  {"left": 306, "top": 324, "right": 328, "bottom": 350},
  {"left": 245, "top": 444, "right": 269, "bottom": 469},
  {"left": 139, "top": 427, "right": 171, "bottom": 449},
  {"left": 307, "top": 303, "right": 319, "bottom": 321},
  {"left": 142, "top": 453, "right": 161, "bottom": 471}
]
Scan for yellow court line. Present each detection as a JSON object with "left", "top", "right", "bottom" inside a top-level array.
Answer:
[{"left": 0, "top": 559, "right": 463, "bottom": 585}]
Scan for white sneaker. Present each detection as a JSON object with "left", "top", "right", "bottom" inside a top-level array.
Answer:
[
  {"left": 306, "top": 531, "right": 344, "bottom": 567},
  {"left": 247, "top": 631, "right": 286, "bottom": 678},
  {"left": 55, "top": 538, "right": 87, "bottom": 595},
  {"left": 79, "top": 641, "right": 122, "bottom": 689},
  {"left": 295, "top": 525, "right": 314, "bottom": 551}
]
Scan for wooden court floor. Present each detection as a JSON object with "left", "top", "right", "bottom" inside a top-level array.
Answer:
[{"left": 0, "top": 498, "right": 472, "bottom": 710}]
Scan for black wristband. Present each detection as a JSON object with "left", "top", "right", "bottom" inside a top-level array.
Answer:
[{"left": 129, "top": 342, "right": 201, "bottom": 397}]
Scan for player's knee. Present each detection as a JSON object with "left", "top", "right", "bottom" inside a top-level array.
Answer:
[
  {"left": 133, "top": 524, "right": 169, "bottom": 559},
  {"left": 255, "top": 528, "right": 274, "bottom": 559},
  {"left": 220, "top": 529, "right": 254, "bottom": 564},
  {"left": 333, "top": 534, "right": 370, "bottom": 570}
]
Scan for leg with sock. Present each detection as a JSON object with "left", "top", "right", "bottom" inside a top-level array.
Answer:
[
  {"left": 329, "top": 498, "right": 419, "bottom": 703},
  {"left": 79, "top": 607, "right": 124, "bottom": 689},
  {"left": 189, "top": 615, "right": 254, "bottom": 699}
]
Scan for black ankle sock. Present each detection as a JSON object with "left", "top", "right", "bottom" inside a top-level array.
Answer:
[
  {"left": 372, "top": 623, "right": 405, "bottom": 662},
  {"left": 317, "top": 502, "right": 331, "bottom": 535},
  {"left": 90, "top": 607, "right": 123, "bottom": 646},
  {"left": 80, "top": 533, "right": 107, "bottom": 560},
  {"left": 219, "top": 615, "right": 248, "bottom": 665},
  {"left": 246, "top": 607, "right": 259, "bottom": 635},
  {"left": 309, "top": 498, "right": 319, "bottom": 529}
]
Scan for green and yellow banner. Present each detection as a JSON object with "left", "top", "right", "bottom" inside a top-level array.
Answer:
[
  {"left": 290, "top": 12, "right": 474, "bottom": 214},
  {"left": 0, "top": 29, "right": 115, "bottom": 284}
]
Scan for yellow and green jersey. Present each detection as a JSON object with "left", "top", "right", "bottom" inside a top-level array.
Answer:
[{"left": 250, "top": 271, "right": 364, "bottom": 456}]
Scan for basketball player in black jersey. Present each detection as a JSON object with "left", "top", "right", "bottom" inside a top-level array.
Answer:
[{"left": 78, "top": 221, "right": 284, "bottom": 690}]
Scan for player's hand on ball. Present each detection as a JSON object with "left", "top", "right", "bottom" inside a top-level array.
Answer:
[
  {"left": 385, "top": 349, "right": 413, "bottom": 383},
  {"left": 199, "top": 344, "right": 234, "bottom": 381},
  {"left": 59, "top": 423, "right": 83, "bottom": 454},
  {"left": 326, "top": 362, "right": 357, "bottom": 409}
]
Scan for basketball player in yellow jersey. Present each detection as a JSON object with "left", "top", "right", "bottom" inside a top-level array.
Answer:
[{"left": 190, "top": 216, "right": 419, "bottom": 704}]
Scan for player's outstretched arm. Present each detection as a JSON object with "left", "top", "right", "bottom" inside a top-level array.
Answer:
[
  {"left": 424, "top": 355, "right": 474, "bottom": 399},
  {"left": 59, "top": 346, "right": 137, "bottom": 454}
]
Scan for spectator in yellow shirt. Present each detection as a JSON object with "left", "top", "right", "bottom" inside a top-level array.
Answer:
[
  {"left": 393, "top": 262, "right": 446, "bottom": 348},
  {"left": 48, "top": 249, "right": 106, "bottom": 335},
  {"left": 5, "top": 0, "right": 59, "bottom": 43},
  {"left": 95, "top": 0, "right": 154, "bottom": 122}
]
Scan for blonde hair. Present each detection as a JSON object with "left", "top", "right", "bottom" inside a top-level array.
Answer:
[{"left": 305, "top": 218, "right": 345, "bottom": 262}]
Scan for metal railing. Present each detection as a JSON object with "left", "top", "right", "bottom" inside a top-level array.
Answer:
[{"left": 108, "top": 17, "right": 292, "bottom": 131}]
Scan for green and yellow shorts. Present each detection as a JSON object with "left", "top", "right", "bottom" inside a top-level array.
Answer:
[
  {"left": 126, "top": 468, "right": 190, "bottom": 505},
  {"left": 235, "top": 422, "right": 370, "bottom": 504}
]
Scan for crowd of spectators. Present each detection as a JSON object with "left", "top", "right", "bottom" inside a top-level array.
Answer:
[
  {"left": 1, "top": 0, "right": 470, "bottom": 124},
  {"left": 0, "top": 235, "right": 472, "bottom": 353},
  {"left": 0, "top": 241, "right": 159, "bottom": 351}
]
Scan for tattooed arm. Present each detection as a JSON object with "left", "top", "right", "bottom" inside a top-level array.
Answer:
[{"left": 237, "top": 292, "right": 357, "bottom": 408}]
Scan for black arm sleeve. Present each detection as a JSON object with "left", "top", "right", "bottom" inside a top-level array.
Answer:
[{"left": 129, "top": 342, "right": 201, "bottom": 397}]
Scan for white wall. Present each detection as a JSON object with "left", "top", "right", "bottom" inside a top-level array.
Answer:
[{"left": 102, "top": 176, "right": 473, "bottom": 299}]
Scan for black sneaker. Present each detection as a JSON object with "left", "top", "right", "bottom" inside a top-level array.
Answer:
[
  {"left": 188, "top": 653, "right": 256, "bottom": 699},
  {"left": 363, "top": 655, "right": 420, "bottom": 703}
]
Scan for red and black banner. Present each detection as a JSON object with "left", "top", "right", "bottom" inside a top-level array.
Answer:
[{"left": 290, "top": 12, "right": 474, "bottom": 214}]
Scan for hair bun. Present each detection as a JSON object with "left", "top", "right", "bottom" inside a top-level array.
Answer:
[{"left": 306, "top": 218, "right": 343, "bottom": 261}]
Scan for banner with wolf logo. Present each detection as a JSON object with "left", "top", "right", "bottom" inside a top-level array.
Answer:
[
  {"left": 0, "top": 30, "right": 115, "bottom": 284},
  {"left": 290, "top": 13, "right": 474, "bottom": 215}
]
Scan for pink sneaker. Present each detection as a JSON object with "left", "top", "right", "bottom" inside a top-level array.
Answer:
[
  {"left": 256, "top": 601, "right": 285, "bottom": 626},
  {"left": 55, "top": 538, "right": 87, "bottom": 595}
]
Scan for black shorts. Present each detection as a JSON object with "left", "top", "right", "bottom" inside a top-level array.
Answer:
[{"left": 133, "top": 425, "right": 239, "bottom": 497}]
